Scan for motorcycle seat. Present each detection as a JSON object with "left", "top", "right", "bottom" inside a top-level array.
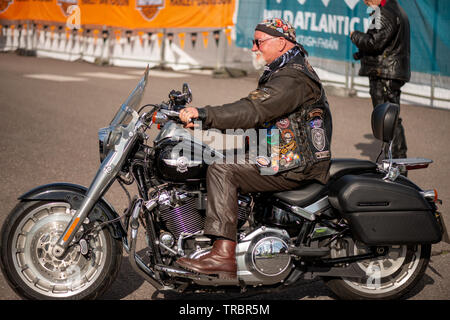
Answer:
[
  {"left": 273, "top": 159, "right": 377, "bottom": 207},
  {"left": 329, "top": 158, "right": 377, "bottom": 181},
  {"left": 273, "top": 182, "right": 327, "bottom": 207}
]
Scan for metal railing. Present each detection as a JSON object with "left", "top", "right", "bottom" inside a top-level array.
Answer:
[{"left": 1, "top": 23, "right": 449, "bottom": 109}]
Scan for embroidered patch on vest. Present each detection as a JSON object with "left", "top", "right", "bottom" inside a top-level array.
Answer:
[
  {"left": 308, "top": 108, "right": 323, "bottom": 119},
  {"left": 276, "top": 118, "right": 290, "bottom": 129},
  {"left": 309, "top": 118, "right": 323, "bottom": 128},
  {"left": 281, "top": 129, "right": 294, "bottom": 144},
  {"left": 312, "top": 128, "right": 326, "bottom": 151},
  {"left": 315, "top": 151, "right": 331, "bottom": 159},
  {"left": 256, "top": 156, "right": 271, "bottom": 167},
  {"left": 258, "top": 117, "right": 303, "bottom": 175}
]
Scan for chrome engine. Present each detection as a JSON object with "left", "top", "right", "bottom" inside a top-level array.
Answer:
[
  {"left": 156, "top": 190, "right": 294, "bottom": 286},
  {"left": 235, "top": 227, "right": 293, "bottom": 285},
  {"left": 184, "top": 226, "right": 293, "bottom": 286},
  {"left": 157, "top": 190, "right": 250, "bottom": 243}
]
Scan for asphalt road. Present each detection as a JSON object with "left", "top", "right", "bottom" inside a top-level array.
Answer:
[{"left": 0, "top": 52, "right": 449, "bottom": 300}]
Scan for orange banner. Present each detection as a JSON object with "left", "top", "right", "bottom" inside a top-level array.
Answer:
[{"left": 0, "top": 0, "right": 236, "bottom": 29}]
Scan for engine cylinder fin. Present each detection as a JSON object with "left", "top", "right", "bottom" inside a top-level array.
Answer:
[{"left": 158, "top": 194, "right": 251, "bottom": 240}]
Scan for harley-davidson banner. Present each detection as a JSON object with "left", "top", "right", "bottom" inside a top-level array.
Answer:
[{"left": 0, "top": 0, "right": 236, "bottom": 29}]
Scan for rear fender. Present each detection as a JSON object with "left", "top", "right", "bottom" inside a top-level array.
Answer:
[{"left": 19, "top": 182, "right": 126, "bottom": 239}]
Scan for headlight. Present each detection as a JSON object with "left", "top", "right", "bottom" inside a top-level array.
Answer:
[
  {"left": 98, "top": 125, "right": 129, "bottom": 162},
  {"left": 98, "top": 126, "right": 121, "bottom": 163},
  {"left": 98, "top": 127, "right": 112, "bottom": 163}
]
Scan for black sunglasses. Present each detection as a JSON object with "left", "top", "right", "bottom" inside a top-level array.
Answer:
[{"left": 252, "top": 37, "right": 276, "bottom": 49}]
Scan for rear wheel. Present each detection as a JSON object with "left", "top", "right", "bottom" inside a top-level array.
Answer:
[
  {"left": 324, "top": 239, "right": 430, "bottom": 300},
  {"left": 0, "top": 201, "right": 122, "bottom": 300}
]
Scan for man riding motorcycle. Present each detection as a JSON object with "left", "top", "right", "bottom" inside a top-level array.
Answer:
[{"left": 176, "top": 18, "right": 332, "bottom": 279}]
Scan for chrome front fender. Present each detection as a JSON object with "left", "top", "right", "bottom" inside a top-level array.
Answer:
[{"left": 18, "top": 182, "right": 126, "bottom": 239}]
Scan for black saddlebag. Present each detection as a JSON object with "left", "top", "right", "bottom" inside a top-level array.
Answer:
[{"left": 329, "top": 175, "right": 442, "bottom": 245}]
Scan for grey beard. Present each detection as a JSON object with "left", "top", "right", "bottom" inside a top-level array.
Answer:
[{"left": 252, "top": 51, "right": 267, "bottom": 70}]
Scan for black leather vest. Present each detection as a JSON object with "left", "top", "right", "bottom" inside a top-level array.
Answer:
[{"left": 257, "top": 55, "right": 332, "bottom": 176}]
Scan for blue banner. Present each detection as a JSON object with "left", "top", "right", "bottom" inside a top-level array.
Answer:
[{"left": 235, "top": 0, "right": 450, "bottom": 77}]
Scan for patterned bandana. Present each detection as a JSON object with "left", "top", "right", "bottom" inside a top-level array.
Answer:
[{"left": 255, "top": 18, "right": 297, "bottom": 44}]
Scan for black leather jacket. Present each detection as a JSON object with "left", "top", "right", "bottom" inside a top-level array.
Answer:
[
  {"left": 351, "top": 0, "right": 410, "bottom": 82},
  {"left": 197, "top": 49, "right": 332, "bottom": 184}
]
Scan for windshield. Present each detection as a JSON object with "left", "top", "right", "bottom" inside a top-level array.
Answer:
[{"left": 109, "top": 65, "right": 149, "bottom": 127}]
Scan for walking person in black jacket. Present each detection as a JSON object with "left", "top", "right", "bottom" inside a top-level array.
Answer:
[{"left": 351, "top": 0, "right": 410, "bottom": 164}]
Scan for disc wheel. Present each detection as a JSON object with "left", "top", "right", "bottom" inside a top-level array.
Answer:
[
  {"left": 0, "top": 201, "right": 122, "bottom": 300},
  {"left": 324, "top": 239, "right": 430, "bottom": 300}
]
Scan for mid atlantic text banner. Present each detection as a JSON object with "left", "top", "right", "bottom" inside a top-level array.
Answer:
[{"left": 235, "top": 0, "right": 450, "bottom": 76}]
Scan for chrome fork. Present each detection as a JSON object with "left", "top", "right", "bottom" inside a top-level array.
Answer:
[{"left": 53, "top": 129, "right": 138, "bottom": 258}]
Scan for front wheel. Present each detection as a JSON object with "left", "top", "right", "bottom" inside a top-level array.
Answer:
[
  {"left": 0, "top": 201, "right": 122, "bottom": 300},
  {"left": 324, "top": 240, "right": 430, "bottom": 300}
]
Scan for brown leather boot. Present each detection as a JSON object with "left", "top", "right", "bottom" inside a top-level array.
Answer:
[{"left": 176, "top": 239, "right": 237, "bottom": 279}]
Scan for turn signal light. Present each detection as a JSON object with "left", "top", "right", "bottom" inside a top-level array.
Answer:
[
  {"left": 433, "top": 189, "right": 439, "bottom": 203},
  {"left": 421, "top": 189, "right": 442, "bottom": 205}
]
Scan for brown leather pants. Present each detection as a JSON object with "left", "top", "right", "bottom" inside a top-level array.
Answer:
[{"left": 204, "top": 161, "right": 329, "bottom": 240}]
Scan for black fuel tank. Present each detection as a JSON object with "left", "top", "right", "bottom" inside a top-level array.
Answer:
[
  {"left": 329, "top": 175, "right": 442, "bottom": 245},
  {"left": 154, "top": 139, "right": 207, "bottom": 183}
]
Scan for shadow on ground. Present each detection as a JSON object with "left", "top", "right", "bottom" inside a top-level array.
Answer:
[
  {"left": 151, "top": 278, "right": 338, "bottom": 301},
  {"left": 354, "top": 133, "right": 383, "bottom": 161}
]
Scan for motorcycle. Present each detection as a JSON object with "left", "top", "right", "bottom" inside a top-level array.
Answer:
[{"left": 1, "top": 67, "right": 448, "bottom": 300}]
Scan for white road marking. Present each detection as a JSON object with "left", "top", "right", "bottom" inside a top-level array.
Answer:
[
  {"left": 24, "top": 74, "right": 87, "bottom": 82},
  {"left": 77, "top": 72, "right": 139, "bottom": 80},
  {"left": 127, "top": 70, "right": 189, "bottom": 78},
  {"left": 23, "top": 70, "right": 192, "bottom": 82},
  {"left": 183, "top": 69, "right": 213, "bottom": 76}
]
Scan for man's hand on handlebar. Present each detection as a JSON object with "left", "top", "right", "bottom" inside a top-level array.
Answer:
[{"left": 179, "top": 107, "right": 199, "bottom": 128}]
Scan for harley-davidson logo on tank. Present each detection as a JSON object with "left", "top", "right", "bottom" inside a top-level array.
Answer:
[{"left": 136, "top": 0, "right": 164, "bottom": 21}]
